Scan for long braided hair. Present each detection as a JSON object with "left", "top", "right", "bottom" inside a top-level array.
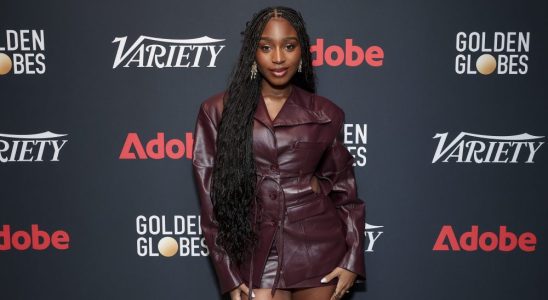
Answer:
[{"left": 211, "top": 6, "right": 316, "bottom": 265}]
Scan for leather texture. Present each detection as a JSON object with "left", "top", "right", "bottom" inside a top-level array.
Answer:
[{"left": 192, "top": 84, "right": 366, "bottom": 296}]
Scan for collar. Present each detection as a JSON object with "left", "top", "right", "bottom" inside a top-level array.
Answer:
[{"left": 254, "top": 84, "right": 332, "bottom": 130}]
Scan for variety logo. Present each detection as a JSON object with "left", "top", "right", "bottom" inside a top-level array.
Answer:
[
  {"left": 136, "top": 215, "right": 208, "bottom": 257},
  {"left": 0, "top": 224, "right": 70, "bottom": 251},
  {"left": 120, "top": 132, "right": 194, "bottom": 160},
  {"left": 432, "top": 132, "right": 544, "bottom": 163},
  {"left": 365, "top": 223, "right": 383, "bottom": 252},
  {"left": 311, "top": 38, "right": 384, "bottom": 67},
  {"left": 112, "top": 35, "right": 225, "bottom": 68},
  {"left": 433, "top": 225, "right": 536, "bottom": 252},
  {"left": 0, "top": 131, "right": 68, "bottom": 163},
  {"left": 0, "top": 29, "right": 46, "bottom": 75},
  {"left": 344, "top": 123, "right": 367, "bottom": 167},
  {"left": 455, "top": 32, "right": 530, "bottom": 75}
]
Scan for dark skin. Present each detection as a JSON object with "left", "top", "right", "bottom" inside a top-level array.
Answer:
[{"left": 231, "top": 16, "right": 357, "bottom": 300}]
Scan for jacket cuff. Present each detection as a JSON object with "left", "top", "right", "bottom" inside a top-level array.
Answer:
[
  {"left": 337, "top": 247, "right": 366, "bottom": 282},
  {"left": 212, "top": 252, "right": 243, "bottom": 295},
  {"left": 220, "top": 279, "right": 242, "bottom": 296}
]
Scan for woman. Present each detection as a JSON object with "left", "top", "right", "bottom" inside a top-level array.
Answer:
[{"left": 192, "top": 6, "right": 366, "bottom": 300}]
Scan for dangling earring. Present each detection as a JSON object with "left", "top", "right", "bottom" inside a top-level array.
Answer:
[
  {"left": 250, "top": 61, "right": 258, "bottom": 80},
  {"left": 298, "top": 60, "right": 302, "bottom": 73}
]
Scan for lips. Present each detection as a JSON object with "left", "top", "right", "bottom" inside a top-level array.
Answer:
[{"left": 270, "top": 67, "right": 288, "bottom": 77}]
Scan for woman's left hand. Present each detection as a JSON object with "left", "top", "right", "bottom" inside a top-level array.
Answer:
[{"left": 321, "top": 267, "right": 357, "bottom": 299}]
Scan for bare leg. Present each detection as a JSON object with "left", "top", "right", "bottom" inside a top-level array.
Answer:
[
  {"left": 291, "top": 285, "right": 337, "bottom": 300},
  {"left": 240, "top": 288, "right": 292, "bottom": 300}
]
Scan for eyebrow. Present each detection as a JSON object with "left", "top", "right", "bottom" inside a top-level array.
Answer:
[{"left": 259, "top": 36, "right": 299, "bottom": 42}]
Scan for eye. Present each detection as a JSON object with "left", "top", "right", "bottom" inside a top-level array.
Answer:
[
  {"left": 260, "top": 45, "right": 271, "bottom": 52},
  {"left": 285, "top": 44, "right": 296, "bottom": 51}
]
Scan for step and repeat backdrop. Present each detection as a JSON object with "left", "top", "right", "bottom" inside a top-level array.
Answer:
[{"left": 1, "top": 0, "right": 546, "bottom": 299}]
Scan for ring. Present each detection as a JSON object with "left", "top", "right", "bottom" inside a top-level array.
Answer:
[{"left": 345, "top": 290, "right": 350, "bottom": 293}]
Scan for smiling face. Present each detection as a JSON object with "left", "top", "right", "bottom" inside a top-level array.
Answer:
[{"left": 255, "top": 17, "right": 302, "bottom": 89}]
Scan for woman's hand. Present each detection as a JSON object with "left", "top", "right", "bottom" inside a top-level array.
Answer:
[
  {"left": 229, "top": 283, "right": 255, "bottom": 300},
  {"left": 321, "top": 267, "right": 357, "bottom": 299},
  {"left": 310, "top": 175, "right": 321, "bottom": 194}
]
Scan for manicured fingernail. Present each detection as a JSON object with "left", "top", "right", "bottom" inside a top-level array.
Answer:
[
  {"left": 320, "top": 277, "right": 327, "bottom": 283},
  {"left": 252, "top": 291, "right": 256, "bottom": 297}
]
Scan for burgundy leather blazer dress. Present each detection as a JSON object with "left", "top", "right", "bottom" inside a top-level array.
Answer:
[{"left": 192, "top": 84, "right": 366, "bottom": 296}]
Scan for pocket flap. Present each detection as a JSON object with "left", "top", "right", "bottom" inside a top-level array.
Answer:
[{"left": 286, "top": 195, "right": 327, "bottom": 223}]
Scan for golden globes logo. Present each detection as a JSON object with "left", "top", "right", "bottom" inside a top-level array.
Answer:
[
  {"left": 136, "top": 215, "right": 209, "bottom": 257},
  {"left": 455, "top": 32, "right": 529, "bottom": 75},
  {"left": 343, "top": 123, "right": 367, "bottom": 167},
  {"left": 0, "top": 29, "right": 46, "bottom": 75}
]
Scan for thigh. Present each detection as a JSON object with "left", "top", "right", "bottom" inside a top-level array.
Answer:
[
  {"left": 240, "top": 288, "right": 292, "bottom": 300},
  {"left": 291, "top": 285, "right": 337, "bottom": 300}
]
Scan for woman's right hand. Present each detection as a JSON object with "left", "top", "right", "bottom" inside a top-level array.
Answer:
[{"left": 230, "top": 283, "right": 255, "bottom": 300}]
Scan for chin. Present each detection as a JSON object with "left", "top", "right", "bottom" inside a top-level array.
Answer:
[
  {"left": 263, "top": 74, "right": 296, "bottom": 88},
  {"left": 268, "top": 80, "right": 291, "bottom": 87}
]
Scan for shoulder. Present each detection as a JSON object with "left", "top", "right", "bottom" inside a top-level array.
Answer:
[
  {"left": 313, "top": 94, "right": 345, "bottom": 125},
  {"left": 198, "top": 90, "right": 226, "bottom": 127}
]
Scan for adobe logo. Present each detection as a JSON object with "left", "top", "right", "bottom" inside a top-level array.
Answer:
[
  {"left": 311, "top": 38, "right": 384, "bottom": 67},
  {"left": 119, "top": 132, "right": 194, "bottom": 160},
  {"left": 433, "top": 225, "right": 536, "bottom": 252},
  {"left": 0, "top": 224, "right": 70, "bottom": 251}
]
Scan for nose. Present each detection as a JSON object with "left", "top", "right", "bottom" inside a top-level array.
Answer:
[{"left": 272, "top": 47, "right": 285, "bottom": 64}]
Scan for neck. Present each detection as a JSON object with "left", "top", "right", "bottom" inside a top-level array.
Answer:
[{"left": 261, "top": 80, "right": 292, "bottom": 101}]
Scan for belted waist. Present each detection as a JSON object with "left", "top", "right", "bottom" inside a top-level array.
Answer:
[
  {"left": 255, "top": 167, "right": 316, "bottom": 179},
  {"left": 247, "top": 166, "right": 323, "bottom": 298},
  {"left": 248, "top": 167, "right": 317, "bottom": 298}
]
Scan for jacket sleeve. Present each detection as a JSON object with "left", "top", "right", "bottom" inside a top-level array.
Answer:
[
  {"left": 313, "top": 110, "right": 366, "bottom": 282},
  {"left": 192, "top": 103, "right": 243, "bottom": 295}
]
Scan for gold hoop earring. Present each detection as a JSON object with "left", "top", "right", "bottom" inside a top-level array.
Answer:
[{"left": 251, "top": 61, "right": 258, "bottom": 80}]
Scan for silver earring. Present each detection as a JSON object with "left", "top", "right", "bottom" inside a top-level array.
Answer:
[
  {"left": 251, "top": 61, "right": 258, "bottom": 79},
  {"left": 298, "top": 60, "right": 302, "bottom": 73}
]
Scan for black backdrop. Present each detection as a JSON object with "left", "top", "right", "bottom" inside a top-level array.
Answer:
[{"left": 1, "top": 0, "right": 547, "bottom": 299}]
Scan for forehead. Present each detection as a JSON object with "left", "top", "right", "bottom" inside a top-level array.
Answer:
[{"left": 260, "top": 18, "right": 298, "bottom": 38}]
